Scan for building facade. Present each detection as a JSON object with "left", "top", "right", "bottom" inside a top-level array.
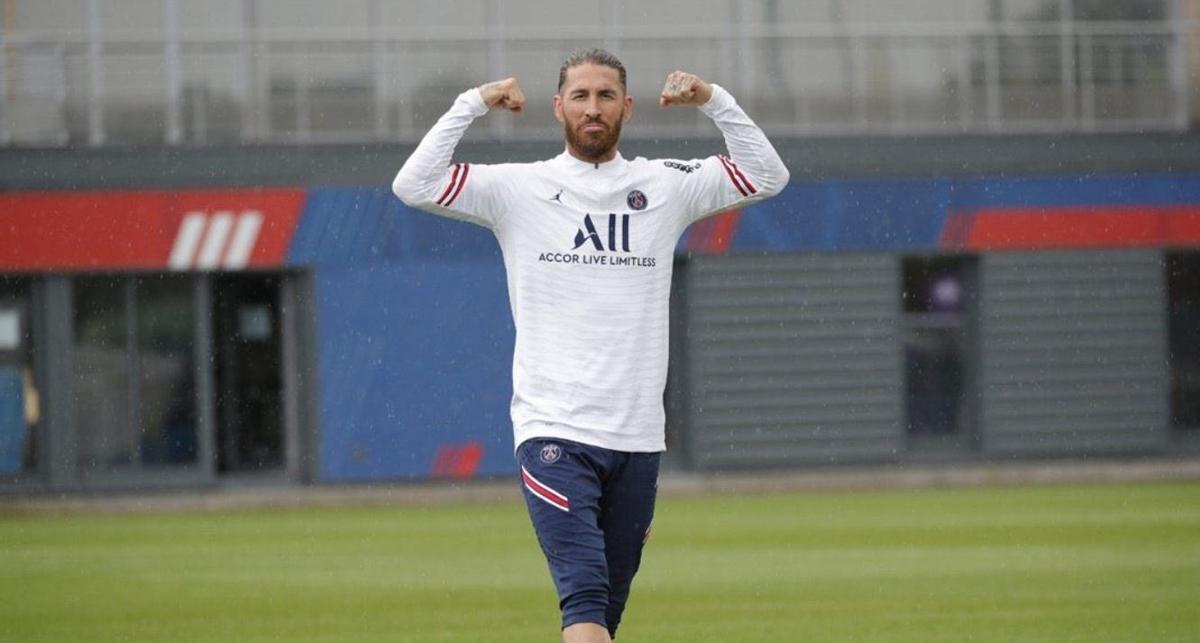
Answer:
[
  {"left": 1, "top": 1, "right": 1199, "bottom": 491},
  {"left": 2, "top": 135, "right": 1200, "bottom": 491}
]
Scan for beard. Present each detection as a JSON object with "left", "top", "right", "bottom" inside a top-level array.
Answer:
[{"left": 564, "top": 111, "right": 624, "bottom": 162}]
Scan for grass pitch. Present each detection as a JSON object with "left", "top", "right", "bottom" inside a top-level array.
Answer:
[{"left": 1, "top": 481, "right": 1197, "bottom": 642}]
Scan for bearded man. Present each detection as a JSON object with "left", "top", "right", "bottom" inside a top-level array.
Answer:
[{"left": 393, "top": 48, "right": 789, "bottom": 643}]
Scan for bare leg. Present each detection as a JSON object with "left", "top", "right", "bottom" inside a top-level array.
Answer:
[{"left": 562, "top": 622, "right": 612, "bottom": 643}]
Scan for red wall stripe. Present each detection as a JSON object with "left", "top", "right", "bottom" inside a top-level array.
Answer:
[
  {"left": 0, "top": 188, "right": 305, "bottom": 271},
  {"left": 685, "top": 209, "right": 742, "bottom": 255},
  {"left": 943, "top": 205, "right": 1200, "bottom": 251}
]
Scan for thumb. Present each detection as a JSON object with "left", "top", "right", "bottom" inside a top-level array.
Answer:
[{"left": 506, "top": 87, "right": 526, "bottom": 112}]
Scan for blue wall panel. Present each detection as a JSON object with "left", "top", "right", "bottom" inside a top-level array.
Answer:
[
  {"left": 292, "top": 188, "right": 514, "bottom": 481},
  {"left": 315, "top": 263, "right": 514, "bottom": 481},
  {"left": 291, "top": 186, "right": 502, "bottom": 265},
  {"left": 0, "top": 367, "right": 26, "bottom": 475},
  {"left": 732, "top": 172, "right": 1200, "bottom": 253}
]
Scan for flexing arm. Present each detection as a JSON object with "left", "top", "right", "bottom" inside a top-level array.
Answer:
[
  {"left": 391, "top": 78, "right": 526, "bottom": 224},
  {"left": 661, "top": 71, "right": 790, "bottom": 215}
]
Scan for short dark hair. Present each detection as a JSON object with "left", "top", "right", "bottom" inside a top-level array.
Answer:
[{"left": 557, "top": 48, "right": 627, "bottom": 93}]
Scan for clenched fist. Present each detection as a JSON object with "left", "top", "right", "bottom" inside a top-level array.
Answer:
[
  {"left": 479, "top": 77, "right": 526, "bottom": 112},
  {"left": 659, "top": 71, "right": 712, "bottom": 107}
]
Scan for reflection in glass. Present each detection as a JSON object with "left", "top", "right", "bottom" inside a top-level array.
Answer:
[
  {"left": 74, "top": 277, "right": 132, "bottom": 471},
  {"left": 137, "top": 276, "right": 197, "bottom": 465},
  {"left": 214, "top": 276, "right": 283, "bottom": 472},
  {"left": 902, "top": 256, "right": 975, "bottom": 441},
  {"left": 0, "top": 277, "right": 40, "bottom": 477},
  {"left": 1168, "top": 254, "right": 1200, "bottom": 428},
  {"left": 74, "top": 275, "right": 197, "bottom": 472},
  {"left": 905, "top": 326, "right": 965, "bottom": 435}
]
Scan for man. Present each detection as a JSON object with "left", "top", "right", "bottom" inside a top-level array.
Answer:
[{"left": 393, "top": 49, "right": 788, "bottom": 642}]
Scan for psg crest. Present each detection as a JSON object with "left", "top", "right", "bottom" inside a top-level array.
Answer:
[
  {"left": 626, "top": 189, "right": 647, "bottom": 211},
  {"left": 540, "top": 443, "right": 562, "bottom": 464}
]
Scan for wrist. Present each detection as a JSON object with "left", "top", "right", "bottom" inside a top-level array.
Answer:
[
  {"left": 461, "top": 88, "right": 489, "bottom": 116},
  {"left": 698, "top": 84, "right": 729, "bottom": 114}
]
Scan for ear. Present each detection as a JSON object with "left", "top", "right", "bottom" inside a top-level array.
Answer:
[
  {"left": 553, "top": 95, "right": 565, "bottom": 124},
  {"left": 622, "top": 95, "right": 633, "bottom": 123}
]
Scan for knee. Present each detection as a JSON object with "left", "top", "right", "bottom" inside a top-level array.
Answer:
[{"left": 560, "top": 584, "right": 609, "bottom": 632}]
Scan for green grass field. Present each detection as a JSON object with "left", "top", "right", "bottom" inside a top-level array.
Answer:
[{"left": 2, "top": 481, "right": 1197, "bottom": 642}]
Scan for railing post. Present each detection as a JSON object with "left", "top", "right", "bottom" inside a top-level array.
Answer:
[
  {"left": 984, "top": 19, "right": 1001, "bottom": 131},
  {"left": 956, "top": 31, "right": 973, "bottom": 131},
  {"left": 487, "top": 0, "right": 508, "bottom": 140},
  {"left": 1168, "top": 0, "right": 1191, "bottom": 130},
  {"left": 164, "top": 0, "right": 182, "bottom": 144},
  {"left": 87, "top": 0, "right": 105, "bottom": 146},
  {"left": 850, "top": 31, "right": 868, "bottom": 131},
  {"left": 737, "top": 0, "right": 759, "bottom": 116},
  {"left": 296, "top": 43, "right": 309, "bottom": 143},
  {"left": 603, "top": 0, "right": 620, "bottom": 55},
  {"left": 723, "top": 0, "right": 738, "bottom": 97},
  {"left": 887, "top": 34, "right": 904, "bottom": 130},
  {"left": 1059, "top": 0, "right": 1077, "bottom": 129},
  {"left": 239, "top": 0, "right": 251, "bottom": 140},
  {"left": 1079, "top": 32, "right": 1095, "bottom": 131},
  {"left": 0, "top": 10, "right": 9, "bottom": 146},
  {"left": 370, "top": 0, "right": 388, "bottom": 141}
]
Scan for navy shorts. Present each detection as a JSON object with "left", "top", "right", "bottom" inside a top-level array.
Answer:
[{"left": 517, "top": 438, "right": 661, "bottom": 638}]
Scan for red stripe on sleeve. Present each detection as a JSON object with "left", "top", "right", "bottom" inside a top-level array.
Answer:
[
  {"left": 723, "top": 156, "right": 758, "bottom": 194},
  {"left": 437, "top": 164, "right": 462, "bottom": 206},
  {"left": 718, "top": 156, "right": 749, "bottom": 198},
  {"left": 444, "top": 163, "right": 470, "bottom": 207}
]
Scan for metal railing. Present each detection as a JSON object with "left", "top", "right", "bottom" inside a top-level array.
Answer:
[{"left": 0, "top": 19, "right": 1193, "bottom": 147}]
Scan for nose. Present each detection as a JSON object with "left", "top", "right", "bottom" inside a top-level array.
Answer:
[{"left": 584, "top": 98, "right": 601, "bottom": 119}]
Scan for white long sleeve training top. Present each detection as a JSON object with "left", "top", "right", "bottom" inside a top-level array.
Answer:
[{"left": 393, "top": 83, "right": 789, "bottom": 453}]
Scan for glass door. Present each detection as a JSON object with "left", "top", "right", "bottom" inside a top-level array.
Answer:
[
  {"left": 901, "top": 256, "right": 979, "bottom": 453},
  {"left": 213, "top": 274, "right": 285, "bottom": 475},
  {"left": 73, "top": 275, "right": 201, "bottom": 481},
  {"left": 0, "top": 277, "right": 39, "bottom": 480},
  {"left": 1168, "top": 252, "right": 1200, "bottom": 431}
]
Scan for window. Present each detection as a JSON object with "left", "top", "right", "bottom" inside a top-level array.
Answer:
[
  {"left": 902, "top": 256, "right": 977, "bottom": 446},
  {"left": 74, "top": 275, "right": 197, "bottom": 473},
  {"left": 137, "top": 276, "right": 198, "bottom": 465},
  {"left": 1167, "top": 253, "right": 1200, "bottom": 429},
  {"left": 0, "top": 277, "right": 40, "bottom": 478},
  {"left": 212, "top": 275, "right": 284, "bottom": 473}
]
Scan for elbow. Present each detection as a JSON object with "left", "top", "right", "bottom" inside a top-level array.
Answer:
[
  {"left": 757, "top": 163, "right": 790, "bottom": 199},
  {"left": 775, "top": 164, "right": 791, "bottom": 195},
  {"left": 391, "top": 168, "right": 425, "bottom": 208}
]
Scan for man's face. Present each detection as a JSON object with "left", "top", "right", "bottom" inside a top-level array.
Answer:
[{"left": 554, "top": 63, "right": 633, "bottom": 163}]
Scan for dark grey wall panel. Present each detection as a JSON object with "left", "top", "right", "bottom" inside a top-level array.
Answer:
[
  {"left": 6, "top": 132, "right": 1200, "bottom": 190},
  {"left": 681, "top": 254, "right": 903, "bottom": 469},
  {"left": 979, "top": 250, "right": 1168, "bottom": 456}
]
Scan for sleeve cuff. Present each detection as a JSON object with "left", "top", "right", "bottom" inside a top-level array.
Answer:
[
  {"left": 459, "top": 88, "right": 490, "bottom": 117},
  {"left": 698, "top": 83, "right": 735, "bottom": 116}
]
